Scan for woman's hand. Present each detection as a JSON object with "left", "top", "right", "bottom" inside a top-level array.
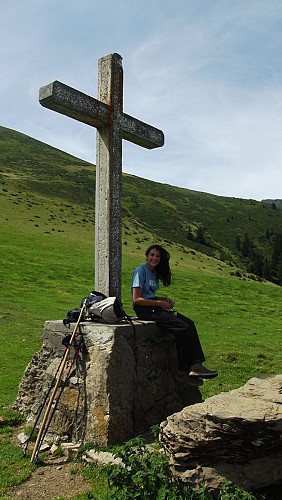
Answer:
[
  {"left": 158, "top": 300, "right": 170, "bottom": 309},
  {"left": 159, "top": 297, "right": 174, "bottom": 309},
  {"left": 164, "top": 297, "right": 175, "bottom": 307}
]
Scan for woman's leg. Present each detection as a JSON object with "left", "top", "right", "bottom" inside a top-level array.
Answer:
[
  {"left": 154, "top": 311, "right": 205, "bottom": 371},
  {"left": 134, "top": 306, "right": 205, "bottom": 371}
]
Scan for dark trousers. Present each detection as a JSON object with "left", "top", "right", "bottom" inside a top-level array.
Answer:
[{"left": 133, "top": 305, "right": 205, "bottom": 371}]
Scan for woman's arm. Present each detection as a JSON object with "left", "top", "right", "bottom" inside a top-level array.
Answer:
[
  {"left": 155, "top": 296, "right": 175, "bottom": 307},
  {"left": 132, "top": 287, "right": 173, "bottom": 309}
]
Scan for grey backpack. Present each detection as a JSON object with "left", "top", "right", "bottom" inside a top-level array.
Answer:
[{"left": 81, "top": 291, "right": 126, "bottom": 323}]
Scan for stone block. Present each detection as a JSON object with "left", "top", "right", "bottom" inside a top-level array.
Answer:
[{"left": 14, "top": 319, "right": 202, "bottom": 446}]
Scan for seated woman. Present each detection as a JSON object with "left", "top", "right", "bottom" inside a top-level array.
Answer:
[{"left": 131, "top": 244, "right": 218, "bottom": 381}]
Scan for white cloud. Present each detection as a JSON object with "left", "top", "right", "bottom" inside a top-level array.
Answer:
[{"left": 1, "top": 0, "right": 282, "bottom": 200}]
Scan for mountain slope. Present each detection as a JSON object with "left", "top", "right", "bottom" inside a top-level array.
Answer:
[{"left": 1, "top": 125, "right": 282, "bottom": 283}]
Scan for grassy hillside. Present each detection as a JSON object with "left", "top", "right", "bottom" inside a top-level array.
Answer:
[
  {"left": 0, "top": 125, "right": 281, "bottom": 409},
  {"left": 2, "top": 125, "right": 282, "bottom": 275}
]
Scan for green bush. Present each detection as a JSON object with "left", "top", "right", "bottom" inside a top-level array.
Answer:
[
  {"left": 102, "top": 437, "right": 193, "bottom": 499},
  {"left": 96, "top": 438, "right": 257, "bottom": 500}
]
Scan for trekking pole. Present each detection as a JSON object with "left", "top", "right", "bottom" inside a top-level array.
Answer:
[
  {"left": 23, "top": 337, "right": 72, "bottom": 456},
  {"left": 30, "top": 302, "right": 86, "bottom": 463},
  {"left": 23, "top": 334, "right": 74, "bottom": 455},
  {"left": 31, "top": 334, "right": 84, "bottom": 463}
]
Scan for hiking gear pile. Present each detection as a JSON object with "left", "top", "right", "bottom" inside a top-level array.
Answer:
[{"left": 64, "top": 291, "right": 130, "bottom": 325}]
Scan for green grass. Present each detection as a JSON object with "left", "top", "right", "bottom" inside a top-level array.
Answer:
[
  {"left": 0, "top": 422, "right": 35, "bottom": 496},
  {"left": 1, "top": 193, "right": 281, "bottom": 405},
  {"left": 0, "top": 442, "right": 33, "bottom": 494}
]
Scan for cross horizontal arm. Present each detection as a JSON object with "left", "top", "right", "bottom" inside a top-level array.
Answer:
[
  {"left": 39, "top": 81, "right": 164, "bottom": 150},
  {"left": 39, "top": 81, "right": 109, "bottom": 128},
  {"left": 121, "top": 113, "right": 164, "bottom": 149}
]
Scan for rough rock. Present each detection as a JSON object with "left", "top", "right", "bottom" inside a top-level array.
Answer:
[
  {"left": 83, "top": 449, "right": 124, "bottom": 467},
  {"left": 160, "top": 375, "right": 282, "bottom": 492},
  {"left": 13, "top": 319, "right": 202, "bottom": 447},
  {"left": 17, "top": 432, "right": 28, "bottom": 444}
]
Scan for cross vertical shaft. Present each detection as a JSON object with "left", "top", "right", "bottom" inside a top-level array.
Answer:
[{"left": 95, "top": 54, "right": 123, "bottom": 298}]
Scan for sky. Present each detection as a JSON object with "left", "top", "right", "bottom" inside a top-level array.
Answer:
[{"left": 1, "top": 0, "right": 282, "bottom": 201}]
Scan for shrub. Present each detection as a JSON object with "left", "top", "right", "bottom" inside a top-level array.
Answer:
[
  {"left": 102, "top": 437, "right": 193, "bottom": 499},
  {"left": 95, "top": 438, "right": 258, "bottom": 500}
]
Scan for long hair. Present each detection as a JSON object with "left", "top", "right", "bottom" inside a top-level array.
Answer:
[{"left": 145, "top": 244, "right": 172, "bottom": 286}]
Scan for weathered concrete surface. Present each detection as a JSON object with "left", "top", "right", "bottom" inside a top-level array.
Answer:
[
  {"left": 14, "top": 320, "right": 202, "bottom": 446},
  {"left": 160, "top": 375, "right": 282, "bottom": 493},
  {"left": 39, "top": 53, "right": 164, "bottom": 299}
]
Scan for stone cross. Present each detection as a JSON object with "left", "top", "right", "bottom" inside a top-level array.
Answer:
[{"left": 39, "top": 53, "right": 164, "bottom": 299}]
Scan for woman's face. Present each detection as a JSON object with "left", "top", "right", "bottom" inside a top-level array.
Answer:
[{"left": 146, "top": 248, "right": 161, "bottom": 270}]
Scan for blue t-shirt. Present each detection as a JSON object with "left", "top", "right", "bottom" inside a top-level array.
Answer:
[{"left": 131, "top": 263, "right": 159, "bottom": 299}]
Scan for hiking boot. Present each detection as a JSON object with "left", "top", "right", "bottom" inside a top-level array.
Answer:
[
  {"left": 176, "top": 371, "right": 204, "bottom": 386},
  {"left": 189, "top": 363, "right": 218, "bottom": 379}
]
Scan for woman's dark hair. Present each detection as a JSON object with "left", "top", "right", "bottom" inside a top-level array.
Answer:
[{"left": 145, "top": 244, "right": 172, "bottom": 286}]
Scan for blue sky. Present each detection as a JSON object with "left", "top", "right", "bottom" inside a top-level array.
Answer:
[{"left": 1, "top": 0, "right": 282, "bottom": 200}]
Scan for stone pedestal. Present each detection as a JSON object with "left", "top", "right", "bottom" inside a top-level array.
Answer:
[{"left": 14, "top": 320, "right": 202, "bottom": 446}]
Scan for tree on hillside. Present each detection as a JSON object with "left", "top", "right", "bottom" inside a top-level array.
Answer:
[
  {"left": 262, "top": 258, "right": 271, "bottom": 281},
  {"left": 272, "top": 233, "right": 282, "bottom": 267},
  {"left": 195, "top": 226, "right": 206, "bottom": 245},
  {"left": 240, "top": 232, "right": 278, "bottom": 284},
  {"left": 271, "top": 232, "right": 282, "bottom": 283},
  {"left": 187, "top": 226, "right": 194, "bottom": 241},
  {"left": 241, "top": 233, "right": 251, "bottom": 257},
  {"left": 277, "top": 257, "right": 282, "bottom": 285},
  {"left": 235, "top": 234, "right": 241, "bottom": 251}
]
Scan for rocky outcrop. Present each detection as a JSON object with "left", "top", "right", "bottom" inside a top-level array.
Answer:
[
  {"left": 160, "top": 375, "right": 282, "bottom": 493},
  {"left": 14, "top": 319, "right": 202, "bottom": 446}
]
